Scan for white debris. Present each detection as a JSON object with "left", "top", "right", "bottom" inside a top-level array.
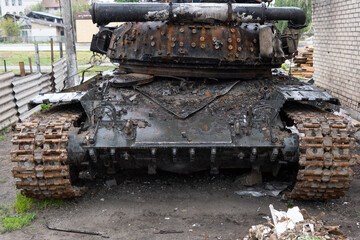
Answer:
[{"left": 269, "top": 204, "right": 304, "bottom": 236}]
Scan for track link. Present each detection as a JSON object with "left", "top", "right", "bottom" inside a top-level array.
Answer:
[
  {"left": 11, "top": 108, "right": 84, "bottom": 199},
  {"left": 285, "top": 105, "right": 357, "bottom": 200}
]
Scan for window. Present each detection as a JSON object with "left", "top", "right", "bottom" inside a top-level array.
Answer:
[
  {"left": 12, "top": 0, "right": 15, "bottom": 6},
  {"left": 18, "top": 0, "right": 22, "bottom": 6},
  {"left": 5, "top": 0, "right": 9, "bottom": 6}
]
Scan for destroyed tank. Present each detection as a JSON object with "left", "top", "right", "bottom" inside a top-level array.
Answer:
[{"left": 11, "top": 0, "right": 357, "bottom": 200}]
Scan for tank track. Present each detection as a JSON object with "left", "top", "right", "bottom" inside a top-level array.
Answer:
[
  {"left": 285, "top": 104, "right": 357, "bottom": 200},
  {"left": 11, "top": 108, "right": 84, "bottom": 199}
]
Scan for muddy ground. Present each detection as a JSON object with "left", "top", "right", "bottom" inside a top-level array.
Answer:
[{"left": 1, "top": 133, "right": 360, "bottom": 240}]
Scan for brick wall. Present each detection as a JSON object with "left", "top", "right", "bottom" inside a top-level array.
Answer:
[{"left": 312, "top": 0, "right": 360, "bottom": 115}]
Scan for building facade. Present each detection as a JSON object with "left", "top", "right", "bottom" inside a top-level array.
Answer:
[
  {"left": 312, "top": 0, "right": 360, "bottom": 117},
  {"left": 0, "top": 0, "right": 41, "bottom": 16}
]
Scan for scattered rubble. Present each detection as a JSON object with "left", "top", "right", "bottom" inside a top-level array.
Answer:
[
  {"left": 235, "top": 182, "right": 290, "bottom": 197},
  {"left": 243, "top": 205, "right": 347, "bottom": 240}
]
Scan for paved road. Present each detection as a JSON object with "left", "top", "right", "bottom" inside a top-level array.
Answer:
[{"left": 0, "top": 43, "right": 91, "bottom": 52}]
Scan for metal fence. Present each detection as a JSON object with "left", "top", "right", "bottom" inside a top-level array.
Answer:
[
  {"left": 53, "top": 58, "right": 67, "bottom": 92},
  {"left": 0, "top": 72, "right": 18, "bottom": 130},
  {"left": 12, "top": 73, "right": 52, "bottom": 121},
  {"left": 0, "top": 57, "right": 68, "bottom": 130}
]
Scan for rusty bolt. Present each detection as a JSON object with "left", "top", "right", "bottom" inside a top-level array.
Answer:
[
  {"left": 171, "top": 37, "right": 176, "bottom": 42},
  {"left": 179, "top": 42, "right": 184, "bottom": 47},
  {"left": 192, "top": 29, "right": 197, "bottom": 34},
  {"left": 253, "top": 39, "right": 257, "bottom": 43},
  {"left": 200, "top": 36, "right": 205, "bottom": 41},
  {"left": 151, "top": 41, "right": 156, "bottom": 47},
  {"left": 228, "top": 38, "right": 232, "bottom": 43},
  {"left": 191, "top": 42, "right": 196, "bottom": 48},
  {"left": 228, "top": 45, "right": 233, "bottom": 50},
  {"left": 200, "top": 44, "right": 205, "bottom": 49},
  {"left": 150, "top": 35, "right": 154, "bottom": 40},
  {"left": 237, "top": 38, "right": 241, "bottom": 43},
  {"left": 238, "top": 47, "right": 242, "bottom": 51},
  {"left": 170, "top": 42, "right": 176, "bottom": 48},
  {"left": 161, "top": 31, "right": 165, "bottom": 36},
  {"left": 230, "top": 28, "right": 235, "bottom": 33},
  {"left": 180, "top": 28, "right": 185, "bottom": 33}
]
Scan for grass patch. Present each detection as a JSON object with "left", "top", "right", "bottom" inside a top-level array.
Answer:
[
  {"left": 0, "top": 51, "right": 98, "bottom": 73},
  {"left": 0, "top": 126, "right": 9, "bottom": 142},
  {"left": 0, "top": 193, "right": 65, "bottom": 233},
  {"left": 356, "top": 210, "right": 360, "bottom": 219}
]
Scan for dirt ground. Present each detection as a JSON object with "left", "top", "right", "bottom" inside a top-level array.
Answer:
[{"left": 1, "top": 133, "right": 360, "bottom": 240}]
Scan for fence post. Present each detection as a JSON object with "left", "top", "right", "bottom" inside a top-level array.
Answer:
[
  {"left": 28, "top": 57, "right": 33, "bottom": 73},
  {"left": 3, "top": 60, "right": 6, "bottom": 72},
  {"left": 50, "top": 38, "right": 54, "bottom": 65},
  {"left": 19, "top": 62, "right": 25, "bottom": 77},
  {"left": 34, "top": 42, "right": 41, "bottom": 73},
  {"left": 59, "top": 42, "right": 63, "bottom": 58}
]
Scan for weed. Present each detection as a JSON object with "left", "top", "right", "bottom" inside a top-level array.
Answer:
[
  {"left": 35, "top": 199, "right": 64, "bottom": 210},
  {"left": 0, "top": 193, "right": 65, "bottom": 233},
  {"left": 297, "top": 236, "right": 325, "bottom": 240},
  {"left": 41, "top": 103, "right": 51, "bottom": 112},
  {"left": 0, "top": 213, "right": 36, "bottom": 233},
  {"left": 287, "top": 203, "right": 294, "bottom": 208},
  {"left": 13, "top": 193, "right": 34, "bottom": 213},
  {"left": 355, "top": 210, "right": 360, "bottom": 219},
  {"left": 0, "top": 180, "right": 6, "bottom": 184},
  {"left": 0, "top": 126, "right": 8, "bottom": 142}
]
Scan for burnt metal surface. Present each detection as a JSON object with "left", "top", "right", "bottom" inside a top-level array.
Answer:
[
  {"left": 90, "top": 3, "right": 306, "bottom": 27},
  {"left": 11, "top": 1, "right": 357, "bottom": 201},
  {"left": 107, "top": 21, "right": 283, "bottom": 79}
]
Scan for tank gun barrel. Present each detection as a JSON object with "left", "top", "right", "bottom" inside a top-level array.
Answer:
[{"left": 89, "top": 2, "right": 306, "bottom": 28}]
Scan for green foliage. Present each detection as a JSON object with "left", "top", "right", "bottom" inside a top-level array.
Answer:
[
  {"left": 13, "top": 193, "right": 34, "bottom": 213},
  {"left": 0, "top": 126, "right": 9, "bottom": 142},
  {"left": 41, "top": 104, "right": 51, "bottom": 112},
  {"left": 287, "top": 203, "right": 294, "bottom": 208},
  {"left": 24, "top": 3, "right": 45, "bottom": 14},
  {"left": 356, "top": 210, "right": 360, "bottom": 219},
  {"left": 72, "top": 0, "right": 91, "bottom": 15},
  {"left": 35, "top": 199, "right": 64, "bottom": 210},
  {"left": 0, "top": 193, "right": 65, "bottom": 233},
  {"left": 273, "top": 0, "right": 312, "bottom": 33},
  {"left": 0, "top": 17, "right": 21, "bottom": 37},
  {"left": 0, "top": 213, "right": 36, "bottom": 233}
]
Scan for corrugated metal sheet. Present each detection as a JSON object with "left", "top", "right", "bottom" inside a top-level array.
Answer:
[
  {"left": 0, "top": 72, "right": 18, "bottom": 130},
  {"left": 0, "top": 58, "right": 68, "bottom": 130},
  {"left": 52, "top": 58, "right": 67, "bottom": 92},
  {"left": 12, "top": 72, "right": 52, "bottom": 122}
]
